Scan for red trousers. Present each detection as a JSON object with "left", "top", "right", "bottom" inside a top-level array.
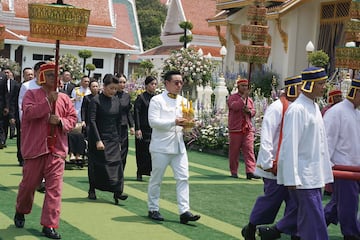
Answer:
[
  {"left": 228, "top": 132, "right": 256, "bottom": 175},
  {"left": 16, "top": 154, "right": 64, "bottom": 228}
]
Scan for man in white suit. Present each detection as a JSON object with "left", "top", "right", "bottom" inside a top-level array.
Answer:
[{"left": 147, "top": 70, "right": 200, "bottom": 224}]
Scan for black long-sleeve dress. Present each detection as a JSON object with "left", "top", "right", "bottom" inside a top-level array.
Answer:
[
  {"left": 116, "top": 91, "right": 134, "bottom": 171},
  {"left": 88, "top": 93, "right": 124, "bottom": 193},
  {"left": 134, "top": 92, "right": 154, "bottom": 176},
  {"left": 81, "top": 93, "right": 96, "bottom": 138}
]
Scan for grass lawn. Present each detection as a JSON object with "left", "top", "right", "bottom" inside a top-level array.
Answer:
[{"left": 0, "top": 137, "right": 343, "bottom": 239}]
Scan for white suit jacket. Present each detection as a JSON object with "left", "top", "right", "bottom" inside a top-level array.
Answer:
[{"left": 148, "top": 90, "right": 187, "bottom": 154}]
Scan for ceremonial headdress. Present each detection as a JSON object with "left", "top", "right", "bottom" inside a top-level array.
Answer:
[
  {"left": 38, "top": 62, "right": 56, "bottom": 84},
  {"left": 237, "top": 78, "right": 248, "bottom": 85},
  {"left": 284, "top": 75, "right": 302, "bottom": 98},
  {"left": 301, "top": 67, "right": 327, "bottom": 93},
  {"left": 327, "top": 89, "right": 342, "bottom": 104},
  {"left": 347, "top": 78, "right": 360, "bottom": 100}
]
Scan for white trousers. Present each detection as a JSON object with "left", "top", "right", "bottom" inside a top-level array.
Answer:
[{"left": 148, "top": 151, "right": 190, "bottom": 214}]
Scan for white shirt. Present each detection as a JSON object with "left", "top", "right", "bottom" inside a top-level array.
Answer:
[
  {"left": 71, "top": 86, "right": 91, "bottom": 122},
  {"left": 255, "top": 98, "right": 285, "bottom": 179},
  {"left": 148, "top": 90, "right": 186, "bottom": 154},
  {"left": 18, "top": 78, "right": 41, "bottom": 121},
  {"left": 277, "top": 93, "right": 333, "bottom": 189},
  {"left": 324, "top": 99, "right": 360, "bottom": 166},
  {"left": 7, "top": 79, "right": 10, "bottom": 92}
]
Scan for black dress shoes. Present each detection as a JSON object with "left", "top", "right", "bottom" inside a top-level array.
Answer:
[
  {"left": 180, "top": 211, "right": 200, "bottom": 224},
  {"left": 42, "top": 227, "right": 61, "bottom": 239},
  {"left": 344, "top": 236, "right": 360, "bottom": 240},
  {"left": 88, "top": 190, "right": 97, "bottom": 200},
  {"left": 246, "top": 172, "right": 261, "bottom": 180},
  {"left": 113, "top": 192, "right": 128, "bottom": 205},
  {"left": 257, "top": 225, "right": 281, "bottom": 240},
  {"left": 148, "top": 211, "right": 164, "bottom": 221},
  {"left": 14, "top": 212, "right": 25, "bottom": 228},
  {"left": 231, "top": 174, "right": 239, "bottom": 178},
  {"left": 241, "top": 223, "right": 256, "bottom": 240},
  {"left": 136, "top": 173, "right": 143, "bottom": 181}
]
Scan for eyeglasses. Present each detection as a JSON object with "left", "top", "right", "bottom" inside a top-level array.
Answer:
[{"left": 170, "top": 80, "right": 184, "bottom": 86}]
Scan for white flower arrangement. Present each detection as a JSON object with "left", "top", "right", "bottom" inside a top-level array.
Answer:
[
  {"left": 0, "top": 57, "right": 21, "bottom": 76},
  {"left": 59, "top": 53, "right": 84, "bottom": 82},
  {"left": 162, "top": 48, "right": 214, "bottom": 86}
]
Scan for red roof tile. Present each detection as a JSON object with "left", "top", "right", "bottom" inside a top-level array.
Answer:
[
  {"left": 8, "top": 29, "right": 133, "bottom": 50},
  {"left": 181, "top": 0, "right": 219, "bottom": 36},
  {"left": 113, "top": 3, "right": 136, "bottom": 47}
]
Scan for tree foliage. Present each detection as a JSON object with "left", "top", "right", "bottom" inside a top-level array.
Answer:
[
  {"left": 179, "top": 21, "right": 193, "bottom": 48},
  {"left": 136, "top": 0, "right": 167, "bottom": 50},
  {"left": 78, "top": 49, "right": 92, "bottom": 73},
  {"left": 85, "top": 63, "right": 96, "bottom": 76}
]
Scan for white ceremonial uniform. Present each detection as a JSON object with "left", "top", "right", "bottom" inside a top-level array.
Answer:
[
  {"left": 323, "top": 98, "right": 360, "bottom": 238},
  {"left": 277, "top": 93, "right": 333, "bottom": 189},
  {"left": 255, "top": 99, "right": 284, "bottom": 179},
  {"left": 323, "top": 99, "right": 360, "bottom": 166},
  {"left": 71, "top": 86, "right": 91, "bottom": 122},
  {"left": 147, "top": 90, "right": 190, "bottom": 214},
  {"left": 18, "top": 78, "right": 41, "bottom": 121}
]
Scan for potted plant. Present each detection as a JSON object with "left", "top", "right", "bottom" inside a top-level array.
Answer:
[{"left": 308, "top": 50, "right": 330, "bottom": 68}]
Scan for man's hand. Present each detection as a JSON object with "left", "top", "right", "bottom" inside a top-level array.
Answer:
[
  {"left": 96, "top": 140, "right": 105, "bottom": 150},
  {"left": 129, "top": 127, "right": 135, "bottom": 135},
  {"left": 175, "top": 117, "right": 187, "bottom": 126},
  {"left": 135, "top": 130, "right": 143, "bottom": 139},
  {"left": 242, "top": 105, "right": 251, "bottom": 114},
  {"left": 49, "top": 114, "right": 60, "bottom": 125},
  {"left": 3, "top": 108, "right": 9, "bottom": 116}
]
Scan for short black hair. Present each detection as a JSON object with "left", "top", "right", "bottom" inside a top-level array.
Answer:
[
  {"left": 22, "top": 67, "right": 32, "bottom": 74},
  {"left": 145, "top": 75, "right": 157, "bottom": 85},
  {"left": 89, "top": 78, "right": 98, "bottom": 87},
  {"left": 164, "top": 70, "right": 181, "bottom": 81},
  {"left": 34, "top": 61, "right": 46, "bottom": 71},
  {"left": 115, "top": 73, "right": 127, "bottom": 79},
  {"left": 103, "top": 74, "right": 119, "bottom": 86}
]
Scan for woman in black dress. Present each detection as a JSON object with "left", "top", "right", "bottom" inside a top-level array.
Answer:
[
  {"left": 134, "top": 76, "right": 157, "bottom": 181},
  {"left": 87, "top": 74, "right": 128, "bottom": 204},
  {"left": 81, "top": 79, "right": 99, "bottom": 138}
]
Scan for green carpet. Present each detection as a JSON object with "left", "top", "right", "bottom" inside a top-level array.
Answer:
[{"left": 0, "top": 138, "right": 343, "bottom": 239}]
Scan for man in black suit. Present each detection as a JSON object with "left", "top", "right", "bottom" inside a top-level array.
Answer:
[
  {"left": 3, "top": 68, "right": 18, "bottom": 145},
  {"left": 0, "top": 71, "right": 8, "bottom": 148},
  {"left": 60, "top": 70, "right": 75, "bottom": 97}
]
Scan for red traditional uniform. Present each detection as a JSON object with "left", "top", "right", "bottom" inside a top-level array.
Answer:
[
  {"left": 15, "top": 63, "right": 76, "bottom": 236},
  {"left": 227, "top": 78, "right": 257, "bottom": 178}
]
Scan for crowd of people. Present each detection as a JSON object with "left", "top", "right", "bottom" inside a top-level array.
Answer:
[
  {"left": 1, "top": 61, "right": 359, "bottom": 239},
  {"left": 0, "top": 62, "right": 201, "bottom": 239},
  {"left": 241, "top": 67, "right": 360, "bottom": 240}
]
